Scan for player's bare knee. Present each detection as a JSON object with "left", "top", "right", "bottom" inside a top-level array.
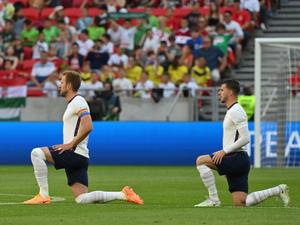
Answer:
[{"left": 233, "top": 199, "right": 246, "bottom": 207}]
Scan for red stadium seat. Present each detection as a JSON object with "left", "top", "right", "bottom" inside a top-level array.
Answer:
[
  {"left": 151, "top": 8, "right": 167, "bottom": 17},
  {"left": 23, "top": 46, "right": 33, "bottom": 60},
  {"left": 27, "top": 87, "right": 45, "bottom": 97},
  {"left": 88, "top": 8, "right": 103, "bottom": 17},
  {"left": 51, "top": 59, "right": 65, "bottom": 70},
  {"left": 199, "top": 6, "right": 210, "bottom": 17},
  {"left": 21, "top": 8, "right": 40, "bottom": 21},
  {"left": 173, "top": 7, "right": 192, "bottom": 18},
  {"left": 64, "top": 8, "right": 82, "bottom": 25},
  {"left": 41, "top": 7, "right": 54, "bottom": 19},
  {"left": 21, "top": 59, "right": 36, "bottom": 74}
]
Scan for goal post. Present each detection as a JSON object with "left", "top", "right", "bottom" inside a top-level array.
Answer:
[{"left": 254, "top": 38, "right": 300, "bottom": 168}]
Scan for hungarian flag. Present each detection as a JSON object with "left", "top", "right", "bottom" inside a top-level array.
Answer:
[{"left": 0, "top": 71, "right": 27, "bottom": 121}]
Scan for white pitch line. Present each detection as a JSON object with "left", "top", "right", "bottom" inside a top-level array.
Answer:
[{"left": 0, "top": 193, "right": 66, "bottom": 205}]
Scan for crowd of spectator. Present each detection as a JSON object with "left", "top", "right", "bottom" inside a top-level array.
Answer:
[{"left": 0, "top": 0, "right": 276, "bottom": 101}]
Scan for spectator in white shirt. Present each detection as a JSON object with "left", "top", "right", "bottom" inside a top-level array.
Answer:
[
  {"left": 76, "top": 29, "right": 94, "bottom": 57},
  {"left": 33, "top": 33, "right": 49, "bottom": 59},
  {"left": 159, "top": 74, "right": 176, "bottom": 98},
  {"left": 100, "top": 33, "right": 114, "bottom": 55},
  {"left": 223, "top": 11, "right": 244, "bottom": 64},
  {"left": 108, "top": 48, "right": 128, "bottom": 67},
  {"left": 135, "top": 72, "right": 154, "bottom": 99},
  {"left": 142, "top": 29, "right": 161, "bottom": 54},
  {"left": 112, "top": 68, "right": 133, "bottom": 96},
  {"left": 119, "top": 20, "right": 136, "bottom": 52},
  {"left": 107, "top": 20, "right": 122, "bottom": 46},
  {"left": 179, "top": 74, "right": 199, "bottom": 97},
  {"left": 240, "top": 0, "right": 260, "bottom": 13},
  {"left": 31, "top": 51, "right": 56, "bottom": 88},
  {"left": 79, "top": 72, "right": 104, "bottom": 98}
]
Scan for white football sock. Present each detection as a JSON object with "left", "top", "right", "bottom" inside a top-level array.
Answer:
[
  {"left": 31, "top": 148, "right": 49, "bottom": 197},
  {"left": 75, "top": 191, "right": 126, "bottom": 204},
  {"left": 197, "top": 165, "right": 219, "bottom": 201},
  {"left": 246, "top": 186, "right": 281, "bottom": 206}
]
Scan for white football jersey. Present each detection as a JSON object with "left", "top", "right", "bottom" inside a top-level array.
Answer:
[
  {"left": 223, "top": 103, "right": 249, "bottom": 153},
  {"left": 63, "top": 95, "right": 90, "bottom": 158}
]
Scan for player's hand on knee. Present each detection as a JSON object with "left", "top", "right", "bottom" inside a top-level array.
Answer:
[
  {"left": 53, "top": 143, "right": 75, "bottom": 154},
  {"left": 212, "top": 150, "right": 226, "bottom": 165}
]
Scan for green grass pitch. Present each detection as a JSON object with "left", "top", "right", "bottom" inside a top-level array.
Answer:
[{"left": 0, "top": 166, "right": 299, "bottom": 225}]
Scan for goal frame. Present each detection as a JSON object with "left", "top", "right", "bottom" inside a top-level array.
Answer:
[{"left": 254, "top": 38, "right": 300, "bottom": 168}]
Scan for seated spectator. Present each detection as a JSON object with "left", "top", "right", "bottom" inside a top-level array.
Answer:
[
  {"left": 208, "top": 1, "right": 221, "bottom": 28},
  {"left": 179, "top": 44, "right": 194, "bottom": 69},
  {"left": 107, "top": 48, "right": 128, "bottom": 67},
  {"left": 0, "top": 59, "right": 28, "bottom": 79},
  {"left": 193, "top": 36, "right": 226, "bottom": 83},
  {"left": 168, "top": 56, "right": 188, "bottom": 85},
  {"left": 191, "top": 57, "right": 211, "bottom": 87},
  {"left": 134, "top": 18, "right": 149, "bottom": 48},
  {"left": 12, "top": 9, "right": 25, "bottom": 39},
  {"left": 21, "top": 19, "right": 39, "bottom": 47},
  {"left": 99, "top": 65, "right": 114, "bottom": 83},
  {"left": 4, "top": 45, "right": 19, "bottom": 69},
  {"left": 145, "top": 51, "right": 164, "bottom": 86},
  {"left": 157, "top": 41, "right": 170, "bottom": 70},
  {"left": 42, "top": 19, "right": 60, "bottom": 44},
  {"left": 79, "top": 71, "right": 103, "bottom": 98},
  {"left": 186, "top": 29, "right": 203, "bottom": 52},
  {"left": 186, "top": 2, "right": 201, "bottom": 29},
  {"left": 1, "top": 0, "right": 15, "bottom": 22},
  {"left": 126, "top": 57, "right": 143, "bottom": 86},
  {"left": 76, "top": 8, "right": 93, "bottom": 32},
  {"left": 213, "top": 23, "right": 232, "bottom": 56},
  {"left": 76, "top": 29, "right": 94, "bottom": 57},
  {"left": 50, "top": 30, "right": 69, "bottom": 59},
  {"left": 179, "top": 74, "right": 199, "bottom": 97},
  {"left": 33, "top": 33, "right": 49, "bottom": 59},
  {"left": 158, "top": 74, "right": 176, "bottom": 98},
  {"left": 68, "top": 42, "right": 84, "bottom": 71},
  {"left": 223, "top": 10, "right": 244, "bottom": 65},
  {"left": 87, "top": 17, "right": 106, "bottom": 41},
  {"left": 43, "top": 72, "right": 60, "bottom": 97},
  {"left": 107, "top": 20, "right": 122, "bottom": 46},
  {"left": 152, "top": 17, "right": 171, "bottom": 43},
  {"left": 120, "top": 19, "right": 137, "bottom": 53},
  {"left": 99, "top": 82, "right": 121, "bottom": 121},
  {"left": 175, "top": 18, "right": 190, "bottom": 36},
  {"left": 112, "top": 68, "right": 133, "bottom": 96},
  {"left": 135, "top": 72, "right": 154, "bottom": 99},
  {"left": 142, "top": 29, "right": 161, "bottom": 53},
  {"left": 232, "top": 0, "right": 252, "bottom": 46},
  {"left": 31, "top": 51, "right": 56, "bottom": 88},
  {"left": 14, "top": 39, "right": 24, "bottom": 61},
  {"left": 100, "top": 34, "right": 114, "bottom": 55},
  {"left": 167, "top": 35, "right": 181, "bottom": 61},
  {"left": 238, "top": 85, "right": 255, "bottom": 121},
  {"left": 49, "top": 6, "right": 70, "bottom": 25},
  {"left": 86, "top": 39, "right": 109, "bottom": 71},
  {"left": 1, "top": 20, "right": 15, "bottom": 48},
  {"left": 289, "top": 61, "right": 300, "bottom": 97},
  {"left": 198, "top": 17, "right": 209, "bottom": 37},
  {"left": 80, "top": 61, "right": 92, "bottom": 83}
]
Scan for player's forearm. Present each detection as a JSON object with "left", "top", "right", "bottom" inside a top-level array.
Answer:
[
  {"left": 223, "top": 126, "right": 250, "bottom": 154},
  {"left": 71, "top": 118, "right": 93, "bottom": 148}
]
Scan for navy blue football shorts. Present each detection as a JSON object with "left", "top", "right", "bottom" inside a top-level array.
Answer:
[
  {"left": 210, "top": 151, "right": 250, "bottom": 193},
  {"left": 48, "top": 146, "right": 89, "bottom": 187}
]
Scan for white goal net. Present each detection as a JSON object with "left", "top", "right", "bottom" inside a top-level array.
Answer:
[{"left": 254, "top": 38, "right": 300, "bottom": 168}]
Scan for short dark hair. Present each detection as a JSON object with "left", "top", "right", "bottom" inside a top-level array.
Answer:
[
  {"left": 62, "top": 70, "right": 81, "bottom": 92},
  {"left": 222, "top": 79, "right": 240, "bottom": 95}
]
